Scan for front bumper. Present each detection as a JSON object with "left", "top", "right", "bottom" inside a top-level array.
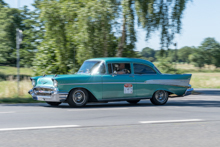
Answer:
[{"left": 28, "top": 87, "right": 68, "bottom": 102}]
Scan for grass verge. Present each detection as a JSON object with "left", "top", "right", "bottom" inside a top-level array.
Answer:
[
  {"left": 0, "top": 78, "right": 32, "bottom": 98},
  {"left": 0, "top": 78, "right": 45, "bottom": 103},
  {"left": 190, "top": 73, "right": 220, "bottom": 88},
  {"left": 0, "top": 98, "right": 44, "bottom": 104}
]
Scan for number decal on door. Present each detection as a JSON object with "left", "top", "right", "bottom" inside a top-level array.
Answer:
[{"left": 124, "top": 83, "right": 133, "bottom": 94}]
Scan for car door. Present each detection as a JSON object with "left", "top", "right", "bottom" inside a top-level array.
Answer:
[
  {"left": 102, "top": 63, "right": 135, "bottom": 99},
  {"left": 133, "top": 63, "right": 158, "bottom": 98}
]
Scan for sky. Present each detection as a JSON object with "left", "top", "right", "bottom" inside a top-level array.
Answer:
[{"left": 5, "top": 0, "right": 220, "bottom": 51}]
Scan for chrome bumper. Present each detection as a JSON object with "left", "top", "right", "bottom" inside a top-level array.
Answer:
[
  {"left": 28, "top": 87, "right": 68, "bottom": 102},
  {"left": 184, "top": 88, "right": 194, "bottom": 96}
]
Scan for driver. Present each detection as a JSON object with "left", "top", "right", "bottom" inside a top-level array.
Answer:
[{"left": 117, "top": 63, "right": 129, "bottom": 74}]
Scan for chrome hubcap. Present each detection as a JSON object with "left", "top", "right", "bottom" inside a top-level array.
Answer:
[
  {"left": 73, "top": 90, "right": 85, "bottom": 104},
  {"left": 155, "top": 90, "right": 167, "bottom": 103},
  {"left": 75, "top": 92, "right": 83, "bottom": 101}
]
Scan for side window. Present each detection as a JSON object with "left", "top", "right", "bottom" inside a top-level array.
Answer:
[
  {"left": 99, "top": 63, "right": 106, "bottom": 74},
  {"left": 133, "top": 63, "right": 156, "bottom": 74},
  {"left": 112, "top": 63, "right": 131, "bottom": 74},
  {"left": 108, "top": 64, "right": 112, "bottom": 74}
]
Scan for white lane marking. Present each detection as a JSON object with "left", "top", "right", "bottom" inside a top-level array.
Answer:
[
  {"left": 0, "top": 125, "right": 80, "bottom": 132},
  {"left": 67, "top": 108, "right": 128, "bottom": 111},
  {"left": 0, "top": 111, "right": 15, "bottom": 114},
  {"left": 139, "top": 119, "right": 204, "bottom": 124}
]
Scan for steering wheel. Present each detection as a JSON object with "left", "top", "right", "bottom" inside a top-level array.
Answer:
[{"left": 122, "top": 69, "right": 130, "bottom": 74}]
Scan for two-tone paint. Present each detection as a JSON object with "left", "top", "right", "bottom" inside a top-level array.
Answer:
[{"left": 28, "top": 57, "right": 193, "bottom": 103}]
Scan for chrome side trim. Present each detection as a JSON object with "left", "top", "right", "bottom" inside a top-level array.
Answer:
[
  {"left": 145, "top": 79, "right": 190, "bottom": 87},
  {"left": 60, "top": 82, "right": 137, "bottom": 85},
  {"left": 60, "top": 82, "right": 102, "bottom": 85},
  {"left": 59, "top": 80, "right": 190, "bottom": 88},
  {"left": 103, "top": 82, "right": 137, "bottom": 84}
]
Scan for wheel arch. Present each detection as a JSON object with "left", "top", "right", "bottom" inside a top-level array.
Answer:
[
  {"left": 152, "top": 88, "right": 174, "bottom": 98},
  {"left": 67, "top": 87, "right": 98, "bottom": 102}
]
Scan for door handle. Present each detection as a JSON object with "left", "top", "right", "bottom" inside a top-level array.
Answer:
[{"left": 112, "top": 74, "right": 117, "bottom": 77}]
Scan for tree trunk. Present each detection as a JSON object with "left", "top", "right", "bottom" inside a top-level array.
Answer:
[
  {"left": 116, "top": 15, "right": 126, "bottom": 57},
  {"left": 103, "top": 21, "right": 108, "bottom": 57}
]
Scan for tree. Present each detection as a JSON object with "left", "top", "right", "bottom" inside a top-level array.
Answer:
[
  {"left": 178, "top": 46, "right": 196, "bottom": 63},
  {"left": 75, "top": 0, "right": 119, "bottom": 63},
  {"left": 141, "top": 47, "right": 156, "bottom": 61},
  {"left": 0, "top": 0, "right": 41, "bottom": 67},
  {"left": 199, "top": 37, "right": 220, "bottom": 68},
  {"left": 0, "top": 2, "right": 21, "bottom": 65},
  {"left": 19, "top": 3, "right": 44, "bottom": 67},
  {"left": 34, "top": 0, "right": 119, "bottom": 75},
  {"left": 33, "top": 0, "right": 191, "bottom": 75},
  {"left": 116, "top": 0, "right": 190, "bottom": 57},
  {"left": 33, "top": 0, "right": 77, "bottom": 75},
  {"left": 188, "top": 49, "right": 205, "bottom": 68}
]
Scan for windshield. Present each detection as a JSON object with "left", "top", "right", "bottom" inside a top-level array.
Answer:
[{"left": 78, "top": 61, "right": 103, "bottom": 74}]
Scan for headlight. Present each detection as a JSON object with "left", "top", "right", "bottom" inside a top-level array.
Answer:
[
  {"left": 53, "top": 80, "right": 58, "bottom": 87},
  {"left": 32, "top": 80, "right": 36, "bottom": 86}
]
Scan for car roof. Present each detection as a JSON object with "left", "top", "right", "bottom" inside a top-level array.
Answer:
[{"left": 86, "top": 57, "right": 155, "bottom": 68}]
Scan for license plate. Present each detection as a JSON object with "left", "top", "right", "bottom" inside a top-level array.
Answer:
[{"left": 37, "top": 96, "right": 50, "bottom": 101}]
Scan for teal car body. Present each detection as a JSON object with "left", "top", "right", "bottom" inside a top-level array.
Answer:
[{"left": 28, "top": 57, "right": 193, "bottom": 106}]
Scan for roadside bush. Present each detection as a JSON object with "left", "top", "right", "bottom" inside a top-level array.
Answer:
[{"left": 156, "top": 58, "right": 183, "bottom": 74}]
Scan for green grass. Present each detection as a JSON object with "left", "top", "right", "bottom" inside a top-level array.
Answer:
[
  {"left": 0, "top": 79, "right": 45, "bottom": 103},
  {"left": 0, "top": 80, "right": 32, "bottom": 98},
  {"left": 0, "top": 66, "right": 34, "bottom": 76},
  {"left": 0, "top": 66, "right": 36, "bottom": 103},
  {"left": 190, "top": 73, "right": 220, "bottom": 88},
  {"left": 176, "top": 63, "right": 220, "bottom": 73}
]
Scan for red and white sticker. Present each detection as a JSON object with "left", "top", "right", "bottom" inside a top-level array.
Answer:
[{"left": 124, "top": 83, "right": 133, "bottom": 94}]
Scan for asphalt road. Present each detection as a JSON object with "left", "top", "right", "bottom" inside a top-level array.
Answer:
[{"left": 0, "top": 89, "right": 220, "bottom": 147}]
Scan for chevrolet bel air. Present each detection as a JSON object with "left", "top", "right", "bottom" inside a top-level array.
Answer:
[{"left": 28, "top": 58, "right": 193, "bottom": 107}]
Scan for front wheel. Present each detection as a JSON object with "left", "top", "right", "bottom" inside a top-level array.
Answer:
[
  {"left": 46, "top": 102, "right": 62, "bottom": 106},
  {"left": 150, "top": 90, "right": 168, "bottom": 105},
  {"left": 67, "top": 89, "right": 88, "bottom": 107}
]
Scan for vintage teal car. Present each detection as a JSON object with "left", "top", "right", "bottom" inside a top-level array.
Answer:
[{"left": 28, "top": 57, "right": 193, "bottom": 107}]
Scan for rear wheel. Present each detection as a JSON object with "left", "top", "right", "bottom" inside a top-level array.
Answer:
[
  {"left": 46, "top": 102, "right": 61, "bottom": 106},
  {"left": 150, "top": 90, "right": 168, "bottom": 105},
  {"left": 67, "top": 88, "right": 88, "bottom": 107},
  {"left": 127, "top": 100, "right": 140, "bottom": 104}
]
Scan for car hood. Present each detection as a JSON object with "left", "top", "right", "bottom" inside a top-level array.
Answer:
[{"left": 33, "top": 74, "right": 92, "bottom": 87}]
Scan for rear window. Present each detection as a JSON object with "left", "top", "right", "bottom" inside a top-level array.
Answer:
[{"left": 133, "top": 63, "right": 156, "bottom": 74}]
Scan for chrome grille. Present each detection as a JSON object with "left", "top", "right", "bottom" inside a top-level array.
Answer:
[{"left": 33, "top": 87, "right": 54, "bottom": 96}]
